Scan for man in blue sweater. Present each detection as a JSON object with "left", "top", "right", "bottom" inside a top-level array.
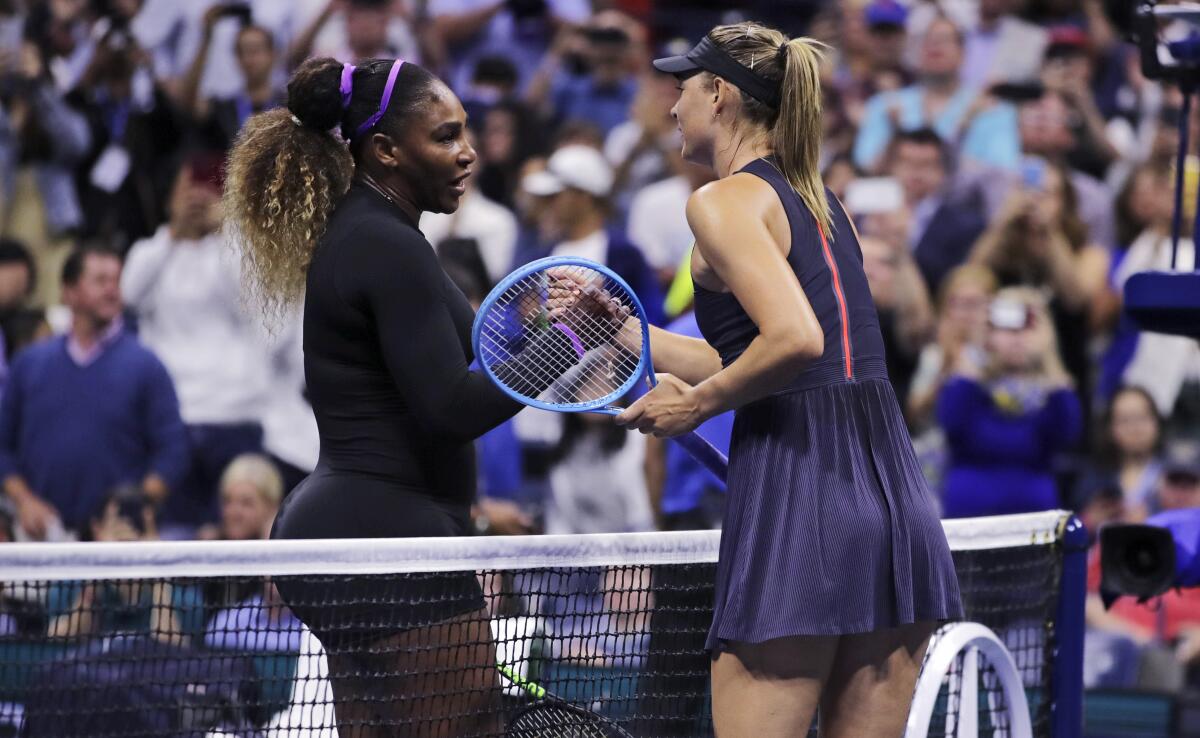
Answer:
[{"left": 0, "top": 246, "right": 189, "bottom": 539}]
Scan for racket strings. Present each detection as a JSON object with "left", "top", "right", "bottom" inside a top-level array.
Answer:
[
  {"left": 478, "top": 266, "right": 645, "bottom": 407},
  {"left": 507, "top": 702, "right": 622, "bottom": 737}
]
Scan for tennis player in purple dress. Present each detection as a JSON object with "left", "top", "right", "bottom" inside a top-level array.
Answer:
[{"left": 616, "top": 22, "right": 963, "bottom": 736}]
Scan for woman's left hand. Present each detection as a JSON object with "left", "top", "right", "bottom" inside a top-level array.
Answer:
[{"left": 616, "top": 374, "right": 705, "bottom": 437}]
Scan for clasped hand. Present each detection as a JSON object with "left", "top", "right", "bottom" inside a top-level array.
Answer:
[{"left": 616, "top": 374, "right": 704, "bottom": 437}]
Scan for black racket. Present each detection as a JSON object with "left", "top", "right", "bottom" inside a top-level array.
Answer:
[{"left": 499, "top": 663, "right": 633, "bottom": 738}]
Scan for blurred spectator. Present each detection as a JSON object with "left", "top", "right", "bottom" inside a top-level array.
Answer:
[
  {"left": 0, "top": 39, "right": 90, "bottom": 307},
  {"left": 0, "top": 245, "right": 188, "bottom": 539},
  {"left": 606, "top": 63, "right": 681, "bottom": 219},
  {"left": 259, "top": 311, "right": 319, "bottom": 496},
  {"left": 421, "top": 132, "right": 519, "bottom": 284},
  {"left": 969, "top": 159, "right": 1111, "bottom": 395},
  {"left": 430, "top": 0, "right": 590, "bottom": 94},
  {"left": 46, "top": 488, "right": 203, "bottom": 646},
  {"left": 861, "top": 234, "right": 933, "bottom": 405},
  {"left": 200, "top": 454, "right": 302, "bottom": 652},
  {"left": 526, "top": 12, "right": 640, "bottom": 137},
  {"left": 908, "top": 265, "right": 998, "bottom": 430},
  {"left": 474, "top": 98, "right": 544, "bottom": 209},
  {"left": 199, "top": 452, "right": 282, "bottom": 541},
  {"left": 1039, "top": 28, "right": 1119, "bottom": 181},
  {"left": 627, "top": 161, "right": 713, "bottom": 286},
  {"left": 959, "top": 0, "right": 1047, "bottom": 90},
  {"left": 0, "top": 238, "right": 40, "bottom": 392},
  {"left": 546, "top": 411, "right": 653, "bottom": 534},
  {"left": 1011, "top": 89, "right": 1116, "bottom": 248},
  {"left": 937, "top": 288, "right": 1082, "bottom": 517},
  {"left": 181, "top": 10, "right": 282, "bottom": 151},
  {"left": 288, "top": 0, "right": 422, "bottom": 70},
  {"left": 122, "top": 153, "right": 268, "bottom": 534},
  {"left": 1076, "top": 386, "right": 1164, "bottom": 521},
  {"left": 1108, "top": 165, "right": 1199, "bottom": 433},
  {"left": 0, "top": 237, "right": 33, "bottom": 314},
  {"left": 887, "top": 127, "right": 987, "bottom": 294},
  {"left": 822, "top": 154, "right": 858, "bottom": 202},
  {"left": 459, "top": 53, "right": 519, "bottom": 122},
  {"left": 68, "top": 14, "right": 182, "bottom": 249},
  {"left": 519, "top": 143, "right": 664, "bottom": 324},
  {"left": 21, "top": 0, "right": 99, "bottom": 94},
  {"left": 853, "top": 16, "right": 1019, "bottom": 172}
]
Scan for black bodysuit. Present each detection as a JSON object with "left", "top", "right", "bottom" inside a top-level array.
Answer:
[{"left": 271, "top": 182, "right": 562, "bottom": 643}]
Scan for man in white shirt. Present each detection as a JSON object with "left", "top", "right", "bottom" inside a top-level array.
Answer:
[
  {"left": 121, "top": 152, "right": 270, "bottom": 534},
  {"left": 626, "top": 162, "right": 713, "bottom": 285}
]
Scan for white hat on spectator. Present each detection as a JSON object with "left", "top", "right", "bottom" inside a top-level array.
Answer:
[{"left": 522, "top": 145, "right": 614, "bottom": 198}]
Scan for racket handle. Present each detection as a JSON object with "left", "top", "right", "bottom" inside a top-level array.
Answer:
[{"left": 676, "top": 431, "right": 729, "bottom": 482}]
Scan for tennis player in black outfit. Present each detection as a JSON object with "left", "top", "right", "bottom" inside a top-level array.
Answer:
[{"left": 223, "top": 57, "right": 596, "bottom": 738}]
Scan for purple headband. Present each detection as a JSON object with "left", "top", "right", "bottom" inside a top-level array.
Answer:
[
  {"left": 353, "top": 59, "right": 404, "bottom": 139},
  {"left": 340, "top": 63, "right": 355, "bottom": 109}
]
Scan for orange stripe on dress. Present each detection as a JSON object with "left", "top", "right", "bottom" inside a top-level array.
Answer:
[{"left": 817, "top": 225, "right": 854, "bottom": 380}]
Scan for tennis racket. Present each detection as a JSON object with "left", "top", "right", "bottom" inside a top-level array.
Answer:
[
  {"left": 471, "top": 256, "right": 729, "bottom": 481},
  {"left": 498, "top": 663, "right": 633, "bottom": 738}
]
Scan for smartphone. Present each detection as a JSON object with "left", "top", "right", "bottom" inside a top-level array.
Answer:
[
  {"left": 1021, "top": 157, "right": 1046, "bottom": 191},
  {"left": 217, "top": 2, "right": 252, "bottom": 25},
  {"left": 989, "top": 298, "right": 1033, "bottom": 331},
  {"left": 843, "top": 177, "right": 904, "bottom": 216}
]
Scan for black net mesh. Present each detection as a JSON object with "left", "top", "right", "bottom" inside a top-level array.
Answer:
[{"left": 0, "top": 533, "right": 1064, "bottom": 737}]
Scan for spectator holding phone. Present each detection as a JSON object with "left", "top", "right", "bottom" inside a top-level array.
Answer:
[
  {"left": 937, "top": 288, "right": 1082, "bottom": 517},
  {"left": 525, "top": 11, "right": 641, "bottom": 137},
  {"left": 968, "top": 157, "right": 1111, "bottom": 396}
]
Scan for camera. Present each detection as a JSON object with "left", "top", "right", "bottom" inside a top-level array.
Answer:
[{"left": 1099, "top": 446, "right": 1200, "bottom": 604}]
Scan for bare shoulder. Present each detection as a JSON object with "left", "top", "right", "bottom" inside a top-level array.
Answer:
[{"left": 685, "top": 173, "right": 778, "bottom": 231}]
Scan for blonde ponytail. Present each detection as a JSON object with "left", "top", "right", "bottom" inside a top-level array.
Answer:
[
  {"left": 776, "top": 38, "right": 833, "bottom": 236},
  {"left": 704, "top": 24, "right": 833, "bottom": 235}
]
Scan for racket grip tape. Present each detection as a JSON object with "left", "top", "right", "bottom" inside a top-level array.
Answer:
[{"left": 676, "top": 431, "right": 729, "bottom": 482}]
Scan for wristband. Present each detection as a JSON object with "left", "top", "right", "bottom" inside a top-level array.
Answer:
[{"left": 551, "top": 322, "right": 586, "bottom": 359}]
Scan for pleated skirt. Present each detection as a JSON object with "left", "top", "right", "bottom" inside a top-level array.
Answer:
[{"left": 706, "top": 378, "right": 963, "bottom": 650}]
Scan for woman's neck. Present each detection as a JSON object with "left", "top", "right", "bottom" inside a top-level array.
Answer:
[
  {"left": 358, "top": 170, "right": 421, "bottom": 224},
  {"left": 713, "top": 126, "right": 773, "bottom": 180},
  {"left": 1121, "top": 451, "right": 1154, "bottom": 469}
]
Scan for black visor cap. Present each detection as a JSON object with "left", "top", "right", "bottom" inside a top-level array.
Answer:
[{"left": 652, "top": 36, "right": 781, "bottom": 107}]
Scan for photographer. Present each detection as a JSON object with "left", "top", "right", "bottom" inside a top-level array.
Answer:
[
  {"left": 67, "top": 15, "right": 182, "bottom": 248},
  {"left": 937, "top": 288, "right": 1082, "bottom": 518},
  {"left": 525, "top": 11, "right": 641, "bottom": 136},
  {"left": 0, "top": 39, "right": 90, "bottom": 308},
  {"left": 179, "top": 6, "right": 281, "bottom": 151}
]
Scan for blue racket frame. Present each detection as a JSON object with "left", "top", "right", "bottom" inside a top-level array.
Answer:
[{"left": 472, "top": 256, "right": 730, "bottom": 482}]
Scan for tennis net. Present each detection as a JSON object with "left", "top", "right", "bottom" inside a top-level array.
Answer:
[{"left": 0, "top": 510, "right": 1084, "bottom": 737}]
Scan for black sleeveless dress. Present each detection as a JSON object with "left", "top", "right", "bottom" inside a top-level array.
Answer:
[{"left": 694, "top": 159, "right": 962, "bottom": 649}]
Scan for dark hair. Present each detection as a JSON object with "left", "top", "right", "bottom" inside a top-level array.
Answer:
[
  {"left": 1098, "top": 386, "right": 1164, "bottom": 464},
  {"left": 235, "top": 24, "right": 275, "bottom": 52},
  {"left": 0, "top": 238, "right": 35, "bottom": 297},
  {"left": 889, "top": 127, "right": 954, "bottom": 172},
  {"left": 61, "top": 244, "right": 121, "bottom": 288},
  {"left": 472, "top": 55, "right": 519, "bottom": 88},
  {"left": 81, "top": 485, "right": 152, "bottom": 542},
  {"left": 224, "top": 57, "right": 441, "bottom": 320}
]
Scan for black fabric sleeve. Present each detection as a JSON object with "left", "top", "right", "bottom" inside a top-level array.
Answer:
[{"left": 335, "top": 221, "right": 572, "bottom": 442}]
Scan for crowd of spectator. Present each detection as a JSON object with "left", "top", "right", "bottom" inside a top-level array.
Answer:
[{"left": 0, "top": 0, "right": 1198, "bottom": 704}]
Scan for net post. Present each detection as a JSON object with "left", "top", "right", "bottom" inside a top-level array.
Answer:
[{"left": 1052, "top": 514, "right": 1088, "bottom": 738}]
